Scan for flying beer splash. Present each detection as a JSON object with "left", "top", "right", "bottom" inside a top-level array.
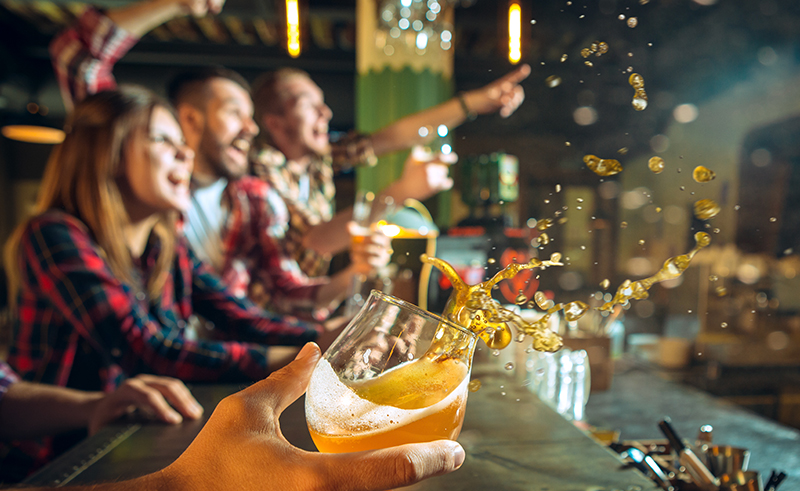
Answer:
[{"left": 421, "top": 231, "right": 711, "bottom": 354}]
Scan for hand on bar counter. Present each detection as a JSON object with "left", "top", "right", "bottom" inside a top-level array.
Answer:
[
  {"left": 0, "top": 372, "right": 202, "bottom": 442},
  {"left": 24, "top": 343, "right": 465, "bottom": 491}
]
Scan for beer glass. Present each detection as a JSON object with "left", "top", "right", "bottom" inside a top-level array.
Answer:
[{"left": 305, "top": 290, "right": 477, "bottom": 453}]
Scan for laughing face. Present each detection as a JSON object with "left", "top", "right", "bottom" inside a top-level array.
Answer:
[
  {"left": 275, "top": 74, "right": 333, "bottom": 159},
  {"left": 197, "top": 78, "right": 259, "bottom": 180},
  {"left": 123, "top": 106, "right": 194, "bottom": 216}
]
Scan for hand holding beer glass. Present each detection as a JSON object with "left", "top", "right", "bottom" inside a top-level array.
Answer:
[{"left": 305, "top": 291, "right": 477, "bottom": 453}]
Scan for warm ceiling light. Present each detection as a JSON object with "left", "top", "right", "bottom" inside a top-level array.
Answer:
[
  {"left": 286, "top": 0, "right": 301, "bottom": 58},
  {"left": 1, "top": 125, "right": 65, "bottom": 144},
  {"left": 508, "top": 3, "right": 522, "bottom": 64}
]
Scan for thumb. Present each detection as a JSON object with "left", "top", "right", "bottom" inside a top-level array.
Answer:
[
  {"left": 244, "top": 343, "right": 321, "bottom": 414},
  {"left": 320, "top": 440, "right": 465, "bottom": 490}
]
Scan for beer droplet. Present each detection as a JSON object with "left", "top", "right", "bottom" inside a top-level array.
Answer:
[
  {"left": 487, "top": 258, "right": 496, "bottom": 264},
  {"left": 565, "top": 141, "right": 571, "bottom": 146},
  {"left": 709, "top": 274, "right": 719, "bottom": 282},
  {"left": 639, "top": 239, "right": 645, "bottom": 245},
  {"left": 564, "top": 301, "right": 589, "bottom": 322},
  {"left": 515, "top": 292, "right": 528, "bottom": 305},
  {"left": 770, "top": 217, "right": 777, "bottom": 223},
  {"left": 720, "top": 322, "right": 728, "bottom": 328},
  {"left": 549, "top": 252, "right": 563, "bottom": 263},
  {"left": 632, "top": 94, "right": 648, "bottom": 111},
  {"left": 694, "top": 199, "right": 721, "bottom": 220},
  {"left": 581, "top": 47, "right": 592, "bottom": 58},
  {"left": 561, "top": 53, "right": 568, "bottom": 62},
  {"left": 468, "top": 379, "right": 482, "bottom": 392},
  {"left": 627, "top": 17, "right": 638, "bottom": 28},
  {"left": 584, "top": 154, "right": 623, "bottom": 176},
  {"left": 555, "top": 184, "right": 562, "bottom": 193},
  {"left": 546, "top": 75, "right": 562, "bottom": 88},
  {"left": 693, "top": 166, "right": 716, "bottom": 183},
  {"left": 618, "top": 14, "right": 626, "bottom": 20},
  {"left": 504, "top": 362, "right": 515, "bottom": 371},
  {"left": 537, "top": 218, "right": 553, "bottom": 231},
  {"left": 601, "top": 279, "right": 610, "bottom": 289},
  {"left": 716, "top": 286, "right": 727, "bottom": 297},
  {"left": 537, "top": 233, "right": 550, "bottom": 246},
  {"left": 656, "top": 207, "right": 662, "bottom": 213},
  {"left": 629, "top": 73, "right": 645, "bottom": 88},
  {"left": 534, "top": 291, "right": 548, "bottom": 310},
  {"left": 618, "top": 147, "right": 629, "bottom": 155},
  {"left": 590, "top": 42, "right": 599, "bottom": 53},
  {"left": 648, "top": 156, "right": 665, "bottom": 173},
  {"left": 598, "top": 41, "right": 609, "bottom": 54},
  {"left": 621, "top": 221, "right": 628, "bottom": 228},
  {"left": 492, "top": 349, "right": 501, "bottom": 357},
  {"left": 585, "top": 61, "right": 594, "bottom": 67}
]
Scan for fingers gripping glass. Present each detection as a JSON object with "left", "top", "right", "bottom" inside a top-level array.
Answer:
[{"left": 305, "top": 291, "right": 477, "bottom": 454}]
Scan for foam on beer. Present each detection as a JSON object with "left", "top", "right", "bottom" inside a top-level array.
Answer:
[{"left": 306, "top": 359, "right": 468, "bottom": 437}]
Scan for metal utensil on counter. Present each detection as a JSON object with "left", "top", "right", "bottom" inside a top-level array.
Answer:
[
  {"left": 764, "top": 470, "right": 787, "bottom": 491},
  {"left": 658, "top": 419, "right": 719, "bottom": 491},
  {"left": 719, "top": 470, "right": 762, "bottom": 491},
  {"left": 625, "top": 447, "right": 674, "bottom": 491},
  {"left": 705, "top": 445, "right": 751, "bottom": 477}
]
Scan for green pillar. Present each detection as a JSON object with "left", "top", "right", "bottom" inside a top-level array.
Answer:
[{"left": 355, "top": 0, "right": 454, "bottom": 224}]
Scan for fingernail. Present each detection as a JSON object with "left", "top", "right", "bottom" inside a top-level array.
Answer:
[
  {"left": 191, "top": 403, "right": 204, "bottom": 417},
  {"left": 169, "top": 413, "right": 183, "bottom": 424},
  {"left": 450, "top": 442, "right": 465, "bottom": 469},
  {"left": 297, "top": 342, "right": 319, "bottom": 362}
]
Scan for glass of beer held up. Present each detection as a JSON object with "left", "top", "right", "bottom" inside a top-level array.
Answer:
[{"left": 305, "top": 290, "right": 477, "bottom": 453}]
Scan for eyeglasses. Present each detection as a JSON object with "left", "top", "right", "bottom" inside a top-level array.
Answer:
[{"left": 149, "top": 134, "right": 188, "bottom": 155}]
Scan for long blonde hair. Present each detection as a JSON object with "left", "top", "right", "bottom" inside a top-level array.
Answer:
[{"left": 4, "top": 87, "right": 177, "bottom": 308}]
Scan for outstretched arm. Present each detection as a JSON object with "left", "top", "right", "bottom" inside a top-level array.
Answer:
[
  {"left": 304, "top": 147, "right": 454, "bottom": 256},
  {"left": 368, "top": 64, "right": 531, "bottom": 157},
  {"left": 23, "top": 344, "right": 465, "bottom": 491},
  {"left": 51, "top": 0, "right": 224, "bottom": 110}
]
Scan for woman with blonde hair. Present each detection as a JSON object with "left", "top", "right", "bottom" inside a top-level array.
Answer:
[
  {"left": 3, "top": 86, "right": 319, "bottom": 403},
  {"left": 2, "top": 86, "right": 321, "bottom": 477}
]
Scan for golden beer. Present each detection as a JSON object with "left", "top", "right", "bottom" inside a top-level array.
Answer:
[{"left": 306, "top": 355, "right": 470, "bottom": 454}]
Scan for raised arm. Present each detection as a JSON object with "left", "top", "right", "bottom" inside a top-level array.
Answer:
[
  {"left": 50, "top": 0, "right": 224, "bottom": 110},
  {"left": 304, "top": 147, "right": 454, "bottom": 256},
  {"left": 367, "top": 64, "right": 530, "bottom": 157}
]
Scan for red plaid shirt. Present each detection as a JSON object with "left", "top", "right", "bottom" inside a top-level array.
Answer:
[
  {"left": 221, "top": 177, "right": 331, "bottom": 320},
  {"left": 9, "top": 210, "right": 319, "bottom": 390},
  {"left": 51, "top": 7, "right": 333, "bottom": 320},
  {"left": 3, "top": 211, "right": 319, "bottom": 480}
]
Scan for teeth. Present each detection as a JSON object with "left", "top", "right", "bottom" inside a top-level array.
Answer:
[{"left": 231, "top": 138, "right": 250, "bottom": 152}]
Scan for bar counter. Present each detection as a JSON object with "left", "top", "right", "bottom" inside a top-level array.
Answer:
[
  {"left": 25, "top": 363, "right": 656, "bottom": 490},
  {"left": 585, "top": 357, "right": 800, "bottom": 489}
]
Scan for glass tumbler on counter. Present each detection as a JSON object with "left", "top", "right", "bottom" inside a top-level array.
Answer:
[{"left": 305, "top": 290, "right": 477, "bottom": 453}]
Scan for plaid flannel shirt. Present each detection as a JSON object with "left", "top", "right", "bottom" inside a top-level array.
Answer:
[
  {"left": 249, "top": 134, "right": 375, "bottom": 280},
  {"left": 221, "top": 177, "right": 332, "bottom": 320},
  {"left": 50, "top": 6, "right": 336, "bottom": 320},
  {"left": 2, "top": 211, "right": 319, "bottom": 480},
  {"left": 9, "top": 210, "right": 319, "bottom": 391}
]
